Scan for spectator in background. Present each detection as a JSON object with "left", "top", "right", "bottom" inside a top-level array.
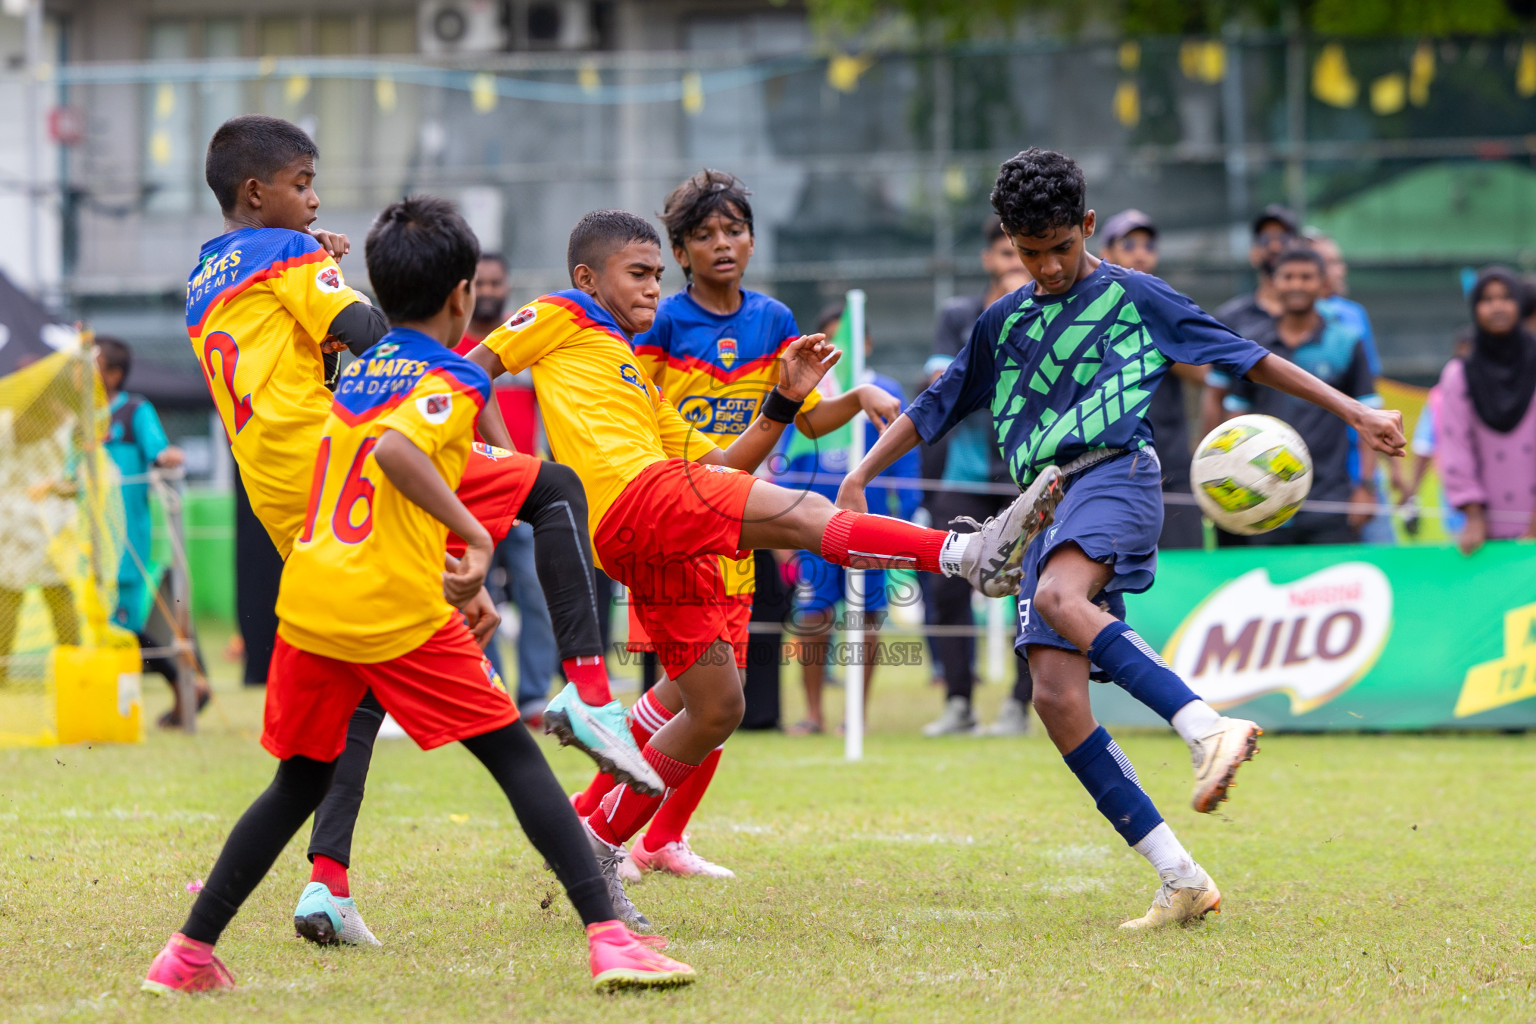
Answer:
[
  {"left": 97, "top": 337, "right": 207, "bottom": 726},
  {"left": 923, "top": 215, "right": 1035, "bottom": 737},
  {"left": 1223, "top": 245, "right": 1380, "bottom": 545},
  {"left": 454, "top": 252, "right": 560, "bottom": 722},
  {"left": 1203, "top": 205, "right": 1297, "bottom": 435},
  {"left": 782, "top": 305, "right": 921, "bottom": 735},
  {"left": 1099, "top": 209, "right": 1204, "bottom": 550},
  {"left": 1309, "top": 231, "right": 1394, "bottom": 544},
  {"left": 1436, "top": 267, "right": 1536, "bottom": 556}
]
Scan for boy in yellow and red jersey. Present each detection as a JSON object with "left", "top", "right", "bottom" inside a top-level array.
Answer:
[
  {"left": 184, "top": 115, "right": 660, "bottom": 947},
  {"left": 144, "top": 196, "right": 693, "bottom": 995},
  {"left": 573, "top": 170, "right": 901, "bottom": 880},
  {"left": 466, "top": 210, "right": 1066, "bottom": 929}
]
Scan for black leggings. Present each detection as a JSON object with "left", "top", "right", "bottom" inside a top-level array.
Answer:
[
  {"left": 307, "top": 460, "right": 601, "bottom": 866},
  {"left": 181, "top": 724, "right": 612, "bottom": 944}
]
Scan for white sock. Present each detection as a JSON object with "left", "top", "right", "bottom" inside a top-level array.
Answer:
[
  {"left": 1133, "top": 822, "right": 1196, "bottom": 881},
  {"left": 1171, "top": 701, "right": 1222, "bottom": 746},
  {"left": 938, "top": 531, "right": 968, "bottom": 576}
]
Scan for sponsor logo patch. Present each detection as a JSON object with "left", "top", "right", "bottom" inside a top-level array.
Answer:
[
  {"left": 417, "top": 392, "right": 452, "bottom": 423},
  {"left": 505, "top": 306, "right": 536, "bottom": 331},
  {"left": 315, "top": 266, "right": 343, "bottom": 293},
  {"left": 718, "top": 336, "right": 738, "bottom": 369},
  {"left": 375, "top": 343, "right": 399, "bottom": 357},
  {"left": 472, "top": 441, "right": 512, "bottom": 460},
  {"left": 618, "top": 364, "right": 647, "bottom": 391}
]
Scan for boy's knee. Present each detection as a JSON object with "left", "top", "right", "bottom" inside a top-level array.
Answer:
[
  {"left": 539, "top": 461, "right": 584, "bottom": 504},
  {"left": 1033, "top": 576, "right": 1075, "bottom": 630}
]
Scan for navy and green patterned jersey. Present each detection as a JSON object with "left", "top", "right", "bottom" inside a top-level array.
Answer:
[{"left": 906, "top": 261, "right": 1269, "bottom": 487}]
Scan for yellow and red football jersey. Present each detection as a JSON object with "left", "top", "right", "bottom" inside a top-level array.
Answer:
[
  {"left": 185, "top": 227, "right": 365, "bottom": 557},
  {"left": 477, "top": 290, "right": 720, "bottom": 553},
  {"left": 276, "top": 329, "right": 490, "bottom": 663},
  {"left": 631, "top": 288, "right": 817, "bottom": 596}
]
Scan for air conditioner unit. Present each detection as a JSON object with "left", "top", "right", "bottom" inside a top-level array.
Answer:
[
  {"left": 511, "top": 0, "right": 596, "bottom": 51},
  {"left": 419, "top": 0, "right": 509, "bottom": 55}
]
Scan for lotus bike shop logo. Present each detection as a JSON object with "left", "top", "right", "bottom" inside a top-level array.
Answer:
[
  {"left": 618, "top": 364, "right": 647, "bottom": 392},
  {"left": 1162, "top": 562, "right": 1393, "bottom": 714}
]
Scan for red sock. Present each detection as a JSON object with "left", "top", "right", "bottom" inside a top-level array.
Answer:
[
  {"left": 563, "top": 655, "right": 612, "bottom": 706},
  {"left": 587, "top": 745, "right": 698, "bottom": 847},
  {"left": 571, "top": 689, "right": 674, "bottom": 816},
  {"left": 820, "top": 509, "right": 946, "bottom": 572},
  {"left": 309, "top": 854, "right": 349, "bottom": 898},
  {"left": 641, "top": 745, "right": 722, "bottom": 852}
]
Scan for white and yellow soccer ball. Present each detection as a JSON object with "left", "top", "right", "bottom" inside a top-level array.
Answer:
[{"left": 1190, "top": 414, "right": 1313, "bottom": 535}]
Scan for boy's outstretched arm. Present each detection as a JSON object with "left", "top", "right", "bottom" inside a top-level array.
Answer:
[
  {"left": 797, "top": 384, "right": 901, "bottom": 438},
  {"left": 1245, "top": 354, "right": 1407, "bottom": 457},
  {"left": 703, "top": 334, "right": 837, "bottom": 472},
  {"left": 373, "top": 428, "right": 494, "bottom": 607},
  {"left": 833, "top": 414, "right": 923, "bottom": 514}
]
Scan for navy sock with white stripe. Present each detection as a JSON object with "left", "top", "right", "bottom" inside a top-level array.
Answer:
[
  {"left": 1088, "top": 620, "right": 1201, "bottom": 724},
  {"left": 1062, "top": 725, "right": 1162, "bottom": 846}
]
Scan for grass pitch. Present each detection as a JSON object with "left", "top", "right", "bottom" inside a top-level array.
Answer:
[{"left": 2, "top": 631, "right": 1534, "bottom": 1023}]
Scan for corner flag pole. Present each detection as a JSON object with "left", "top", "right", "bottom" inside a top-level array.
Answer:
[{"left": 845, "top": 289, "right": 866, "bottom": 762}]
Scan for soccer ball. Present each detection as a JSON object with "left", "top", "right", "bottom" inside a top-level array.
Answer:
[{"left": 1189, "top": 414, "right": 1313, "bottom": 535}]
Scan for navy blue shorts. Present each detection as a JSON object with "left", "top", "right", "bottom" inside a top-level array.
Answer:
[{"left": 1015, "top": 449, "right": 1164, "bottom": 655}]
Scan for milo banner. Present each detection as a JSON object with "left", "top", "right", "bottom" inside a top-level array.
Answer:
[{"left": 1093, "top": 541, "right": 1536, "bottom": 731}]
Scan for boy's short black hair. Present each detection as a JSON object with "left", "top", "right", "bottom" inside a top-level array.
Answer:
[
  {"left": 95, "top": 336, "right": 131, "bottom": 383},
  {"left": 204, "top": 115, "right": 320, "bottom": 214},
  {"left": 567, "top": 210, "right": 660, "bottom": 283},
  {"left": 365, "top": 195, "right": 480, "bottom": 324},
  {"left": 982, "top": 214, "right": 1007, "bottom": 246},
  {"left": 1272, "top": 244, "right": 1326, "bottom": 277},
  {"left": 659, "top": 169, "right": 754, "bottom": 259},
  {"left": 990, "top": 148, "right": 1087, "bottom": 239}
]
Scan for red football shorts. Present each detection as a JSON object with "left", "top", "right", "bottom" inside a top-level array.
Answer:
[
  {"left": 595, "top": 458, "right": 757, "bottom": 680},
  {"left": 448, "top": 443, "right": 541, "bottom": 555},
  {"left": 262, "top": 617, "right": 518, "bottom": 762},
  {"left": 625, "top": 595, "right": 752, "bottom": 671}
]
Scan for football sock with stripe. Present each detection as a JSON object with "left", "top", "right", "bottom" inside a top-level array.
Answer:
[
  {"left": 1089, "top": 620, "right": 1214, "bottom": 736},
  {"left": 571, "top": 689, "right": 673, "bottom": 817},
  {"left": 1061, "top": 725, "right": 1163, "bottom": 848},
  {"left": 641, "top": 745, "right": 723, "bottom": 853},
  {"left": 588, "top": 745, "right": 698, "bottom": 847},
  {"left": 820, "top": 509, "right": 947, "bottom": 573}
]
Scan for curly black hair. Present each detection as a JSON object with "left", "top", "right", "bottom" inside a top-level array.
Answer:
[
  {"left": 659, "top": 169, "right": 753, "bottom": 278},
  {"left": 989, "top": 148, "right": 1086, "bottom": 238}
]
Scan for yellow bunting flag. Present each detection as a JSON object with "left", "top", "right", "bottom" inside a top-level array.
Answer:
[
  {"left": 1114, "top": 81, "right": 1139, "bottom": 127},
  {"left": 1519, "top": 41, "right": 1536, "bottom": 99},
  {"left": 284, "top": 74, "right": 309, "bottom": 104},
  {"left": 375, "top": 75, "right": 397, "bottom": 114},
  {"left": 827, "top": 53, "right": 873, "bottom": 93},
  {"left": 578, "top": 60, "right": 600, "bottom": 95},
  {"left": 1118, "top": 41, "right": 1140, "bottom": 72},
  {"left": 682, "top": 71, "right": 704, "bottom": 115},
  {"left": 1370, "top": 73, "right": 1406, "bottom": 116},
  {"left": 1409, "top": 41, "right": 1434, "bottom": 106},
  {"left": 1312, "top": 43, "right": 1358, "bottom": 108},
  {"left": 1179, "top": 40, "right": 1226, "bottom": 84},
  {"left": 471, "top": 72, "right": 497, "bottom": 113}
]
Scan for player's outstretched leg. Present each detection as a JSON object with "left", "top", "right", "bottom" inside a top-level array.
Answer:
[
  {"left": 297, "top": 690, "right": 385, "bottom": 947},
  {"left": 143, "top": 756, "right": 338, "bottom": 994},
  {"left": 1086, "top": 620, "right": 1262, "bottom": 812},
  {"left": 460, "top": 722, "right": 694, "bottom": 988},
  {"left": 514, "top": 461, "right": 663, "bottom": 797}
]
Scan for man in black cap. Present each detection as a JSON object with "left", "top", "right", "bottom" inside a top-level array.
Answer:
[{"left": 1098, "top": 210, "right": 1203, "bottom": 550}]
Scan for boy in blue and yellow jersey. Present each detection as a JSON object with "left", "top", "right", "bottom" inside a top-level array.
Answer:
[
  {"left": 143, "top": 196, "right": 694, "bottom": 996},
  {"left": 841, "top": 149, "right": 1407, "bottom": 929},
  {"left": 182, "top": 114, "right": 661, "bottom": 947},
  {"left": 467, "top": 210, "right": 1063, "bottom": 929},
  {"left": 578, "top": 170, "right": 901, "bottom": 879}
]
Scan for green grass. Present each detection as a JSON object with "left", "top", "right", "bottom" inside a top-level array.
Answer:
[{"left": 3, "top": 628, "right": 1535, "bottom": 1023}]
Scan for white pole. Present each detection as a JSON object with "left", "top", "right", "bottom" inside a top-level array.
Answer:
[
  {"left": 986, "top": 594, "right": 1007, "bottom": 683},
  {"left": 844, "top": 289, "right": 867, "bottom": 762},
  {"left": 24, "top": 0, "right": 42, "bottom": 292}
]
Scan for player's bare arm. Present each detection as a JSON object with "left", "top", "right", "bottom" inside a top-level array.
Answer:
[
  {"left": 700, "top": 334, "right": 836, "bottom": 472},
  {"left": 373, "top": 427, "right": 492, "bottom": 605},
  {"left": 798, "top": 383, "right": 901, "bottom": 438},
  {"left": 834, "top": 414, "right": 923, "bottom": 514},
  {"left": 475, "top": 399, "right": 516, "bottom": 452},
  {"left": 1245, "top": 353, "right": 1406, "bottom": 457}
]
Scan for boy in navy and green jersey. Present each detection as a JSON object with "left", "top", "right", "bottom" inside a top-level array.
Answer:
[{"left": 841, "top": 149, "right": 1406, "bottom": 928}]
